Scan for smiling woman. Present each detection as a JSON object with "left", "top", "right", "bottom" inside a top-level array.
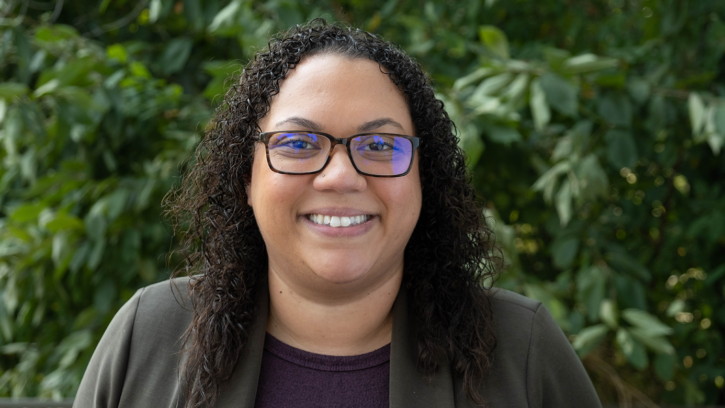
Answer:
[{"left": 72, "top": 19, "right": 602, "bottom": 408}]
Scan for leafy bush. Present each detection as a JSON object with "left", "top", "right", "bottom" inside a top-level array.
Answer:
[{"left": 0, "top": 0, "right": 723, "bottom": 405}]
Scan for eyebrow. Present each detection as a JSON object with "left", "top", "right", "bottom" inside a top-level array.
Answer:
[{"left": 274, "top": 116, "right": 406, "bottom": 134}]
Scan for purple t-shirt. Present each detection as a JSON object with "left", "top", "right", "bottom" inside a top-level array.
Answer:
[{"left": 254, "top": 333, "right": 390, "bottom": 407}]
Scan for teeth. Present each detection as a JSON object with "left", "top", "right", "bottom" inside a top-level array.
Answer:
[{"left": 308, "top": 214, "right": 371, "bottom": 228}]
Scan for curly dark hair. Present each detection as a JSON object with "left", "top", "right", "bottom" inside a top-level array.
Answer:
[{"left": 165, "top": 18, "right": 500, "bottom": 408}]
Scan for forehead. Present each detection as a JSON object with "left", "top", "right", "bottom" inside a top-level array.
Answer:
[{"left": 259, "top": 54, "right": 413, "bottom": 135}]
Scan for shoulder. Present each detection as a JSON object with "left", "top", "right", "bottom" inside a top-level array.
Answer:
[
  {"left": 487, "top": 287, "right": 545, "bottom": 338},
  {"left": 133, "top": 277, "right": 193, "bottom": 326},
  {"left": 76, "top": 277, "right": 195, "bottom": 407},
  {"left": 126, "top": 277, "right": 194, "bottom": 353},
  {"left": 478, "top": 287, "right": 602, "bottom": 408},
  {"left": 487, "top": 287, "right": 541, "bottom": 314},
  {"left": 485, "top": 287, "right": 567, "bottom": 355}
]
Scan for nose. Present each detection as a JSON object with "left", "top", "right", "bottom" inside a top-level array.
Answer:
[{"left": 312, "top": 145, "right": 367, "bottom": 192}]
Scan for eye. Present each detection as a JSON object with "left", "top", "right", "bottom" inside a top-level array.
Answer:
[
  {"left": 358, "top": 135, "right": 397, "bottom": 152},
  {"left": 280, "top": 139, "right": 315, "bottom": 149},
  {"left": 271, "top": 133, "right": 322, "bottom": 150}
]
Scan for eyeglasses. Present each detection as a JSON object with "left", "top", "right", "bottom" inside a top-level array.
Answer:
[{"left": 256, "top": 131, "right": 420, "bottom": 177}]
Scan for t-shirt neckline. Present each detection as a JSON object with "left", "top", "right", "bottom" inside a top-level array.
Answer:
[{"left": 263, "top": 333, "right": 391, "bottom": 372}]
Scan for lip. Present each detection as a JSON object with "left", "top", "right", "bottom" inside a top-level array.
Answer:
[
  {"left": 302, "top": 207, "right": 375, "bottom": 217},
  {"left": 300, "top": 208, "right": 377, "bottom": 238}
]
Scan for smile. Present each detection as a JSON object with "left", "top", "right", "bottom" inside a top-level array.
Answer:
[{"left": 306, "top": 214, "right": 372, "bottom": 228}]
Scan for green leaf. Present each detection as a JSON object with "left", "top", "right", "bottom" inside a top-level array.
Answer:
[
  {"left": 33, "top": 79, "right": 60, "bottom": 97},
  {"left": 576, "top": 155, "right": 609, "bottom": 200},
  {"left": 552, "top": 236, "right": 579, "bottom": 269},
  {"left": 614, "top": 275, "right": 647, "bottom": 310},
  {"left": 84, "top": 211, "right": 107, "bottom": 241},
  {"left": 452, "top": 67, "right": 497, "bottom": 92},
  {"left": 105, "top": 189, "right": 129, "bottom": 221},
  {"left": 551, "top": 136, "right": 572, "bottom": 162},
  {"left": 0, "top": 98, "right": 6, "bottom": 123},
  {"left": 202, "top": 60, "right": 243, "bottom": 77},
  {"left": 106, "top": 44, "right": 127, "bottom": 63},
  {"left": 627, "top": 78, "right": 651, "bottom": 104},
  {"left": 478, "top": 25, "right": 509, "bottom": 59},
  {"left": 688, "top": 92, "right": 705, "bottom": 136},
  {"left": 149, "top": 0, "right": 163, "bottom": 23},
  {"left": 458, "top": 122, "right": 484, "bottom": 168},
  {"left": 654, "top": 353, "right": 676, "bottom": 381},
  {"left": 616, "top": 328, "right": 648, "bottom": 369},
  {"left": 9, "top": 202, "right": 46, "bottom": 222},
  {"left": 532, "top": 161, "right": 571, "bottom": 203},
  {"left": 606, "top": 250, "right": 651, "bottom": 282},
  {"left": 160, "top": 38, "right": 193, "bottom": 75},
  {"left": 93, "top": 278, "right": 115, "bottom": 313},
  {"left": 543, "top": 47, "right": 571, "bottom": 71},
  {"left": 51, "top": 232, "right": 70, "bottom": 269},
  {"left": 604, "top": 129, "right": 637, "bottom": 169},
  {"left": 208, "top": 0, "right": 242, "bottom": 33},
  {"left": 45, "top": 213, "right": 85, "bottom": 232},
  {"left": 540, "top": 72, "right": 578, "bottom": 117},
  {"left": 34, "top": 25, "right": 79, "bottom": 43},
  {"left": 183, "top": 0, "right": 204, "bottom": 31},
  {"left": 561, "top": 53, "right": 618, "bottom": 74},
  {"left": 707, "top": 132, "right": 723, "bottom": 156},
  {"left": 130, "top": 61, "right": 152, "bottom": 79},
  {"left": 555, "top": 179, "right": 572, "bottom": 226},
  {"left": 600, "top": 299, "right": 619, "bottom": 329},
  {"left": 572, "top": 324, "right": 608, "bottom": 357},
  {"left": 98, "top": 0, "right": 112, "bottom": 13},
  {"left": 529, "top": 78, "right": 551, "bottom": 131},
  {"left": 629, "top": 327, "right": 675, "bottom": 355},
  {"left": 704, "top": 264, "right": 725, "bottom": 286},
  {"left": 0, "top": 83, "right": 30, "bottom": 99},
  {"left": 69, "top": 241, "right": 91, "bottom": 274},
  {"left": 666, "top": 299, "right": 685, "bottom": 317},
  {"left": 621, "top": 309, "right": 673, "bottom": 336},
  {"left": 577, "top": 265, "right": 606, "bottom": 320},
  {"left": 713, "top": 103, "right": 725, "bottom": 136},
  {"left": 86, "top": 237, "right": 106, "bottom": 271},
  {"left": 470, "top": 73, "right": 514, "bottom": 100},
  {"left": 485, "top": 125, "right": 521, "bottom": 146},
  {"left": 598, "top": 94, "right": 632, "bottom": 127}
]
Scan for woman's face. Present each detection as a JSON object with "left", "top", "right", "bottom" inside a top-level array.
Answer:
[{"left": 248, "top": 53, "right": 422, "bottom": 294}]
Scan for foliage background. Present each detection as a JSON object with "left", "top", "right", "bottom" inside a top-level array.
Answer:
[{"left": 0, "top": 0, "right": 723, "bottom": 405}]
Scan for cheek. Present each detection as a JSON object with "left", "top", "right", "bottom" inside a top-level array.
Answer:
[{"left": 384, "top": 172, "right": 422, "bottom": 228}]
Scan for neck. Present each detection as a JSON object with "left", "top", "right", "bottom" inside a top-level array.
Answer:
[{"left": 265, "top": 267, "right": 402, "bottom": 356}]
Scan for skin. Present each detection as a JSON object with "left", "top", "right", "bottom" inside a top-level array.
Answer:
[{"left": 246, "top": 54, "right": 422, "bottom": 356}]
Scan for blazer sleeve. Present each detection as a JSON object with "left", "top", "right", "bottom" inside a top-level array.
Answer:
[
  {"left": 525, "top": 304, "right": 602, "bottom": 408},
  {"left": 73, "top": 288, "right": 144, "bottom": 408}
]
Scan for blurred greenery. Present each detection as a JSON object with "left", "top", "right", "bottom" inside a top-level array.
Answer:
[{"left": 0, "top": 0, "right": 723, "bottom": 405}]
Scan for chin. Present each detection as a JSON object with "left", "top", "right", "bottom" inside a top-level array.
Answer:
[{"left": 313, "top": 267, "right": 371, "bottom": 285}]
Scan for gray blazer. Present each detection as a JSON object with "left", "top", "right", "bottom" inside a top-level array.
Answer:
[{"left": 74, "top": 278, "right": 602, "bottom": 408}]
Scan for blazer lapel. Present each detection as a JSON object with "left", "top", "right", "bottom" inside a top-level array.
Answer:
[
  {"left": 215, "top": 287, "right": 269, "bottom": 408},
  {"left": 214, "top": 285, "right": 457, "bottom": 408},
  {"left": 389, "top": 288, "right": 456, "bottom": 408}
]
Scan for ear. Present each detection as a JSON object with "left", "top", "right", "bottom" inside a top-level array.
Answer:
[{"left": 245, "top": 177, "right": 253, "bottom": 207}]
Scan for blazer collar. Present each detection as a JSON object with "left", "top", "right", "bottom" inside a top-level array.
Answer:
[
  {"left": 217, "top": 285, "right": 456, "bottom": 408},
  {"left": 389, "top": 288, "right": 457, "bottom": 408}
]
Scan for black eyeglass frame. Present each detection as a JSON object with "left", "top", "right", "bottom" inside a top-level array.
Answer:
[{"left": 256, "top": 130, "right": 421, "bottom": 178}]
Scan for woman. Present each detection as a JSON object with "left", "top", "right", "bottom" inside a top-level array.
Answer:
[{"left": 74, "top": 20, "right": 601, "bottom": 408}]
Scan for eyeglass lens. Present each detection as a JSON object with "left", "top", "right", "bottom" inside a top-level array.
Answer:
[{"left": 267, "top": 132, "right": 414, "bottom": 176}]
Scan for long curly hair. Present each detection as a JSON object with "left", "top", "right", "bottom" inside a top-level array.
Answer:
[{"left": 165, "top": 19, "right": 500, "bottom": 408}]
